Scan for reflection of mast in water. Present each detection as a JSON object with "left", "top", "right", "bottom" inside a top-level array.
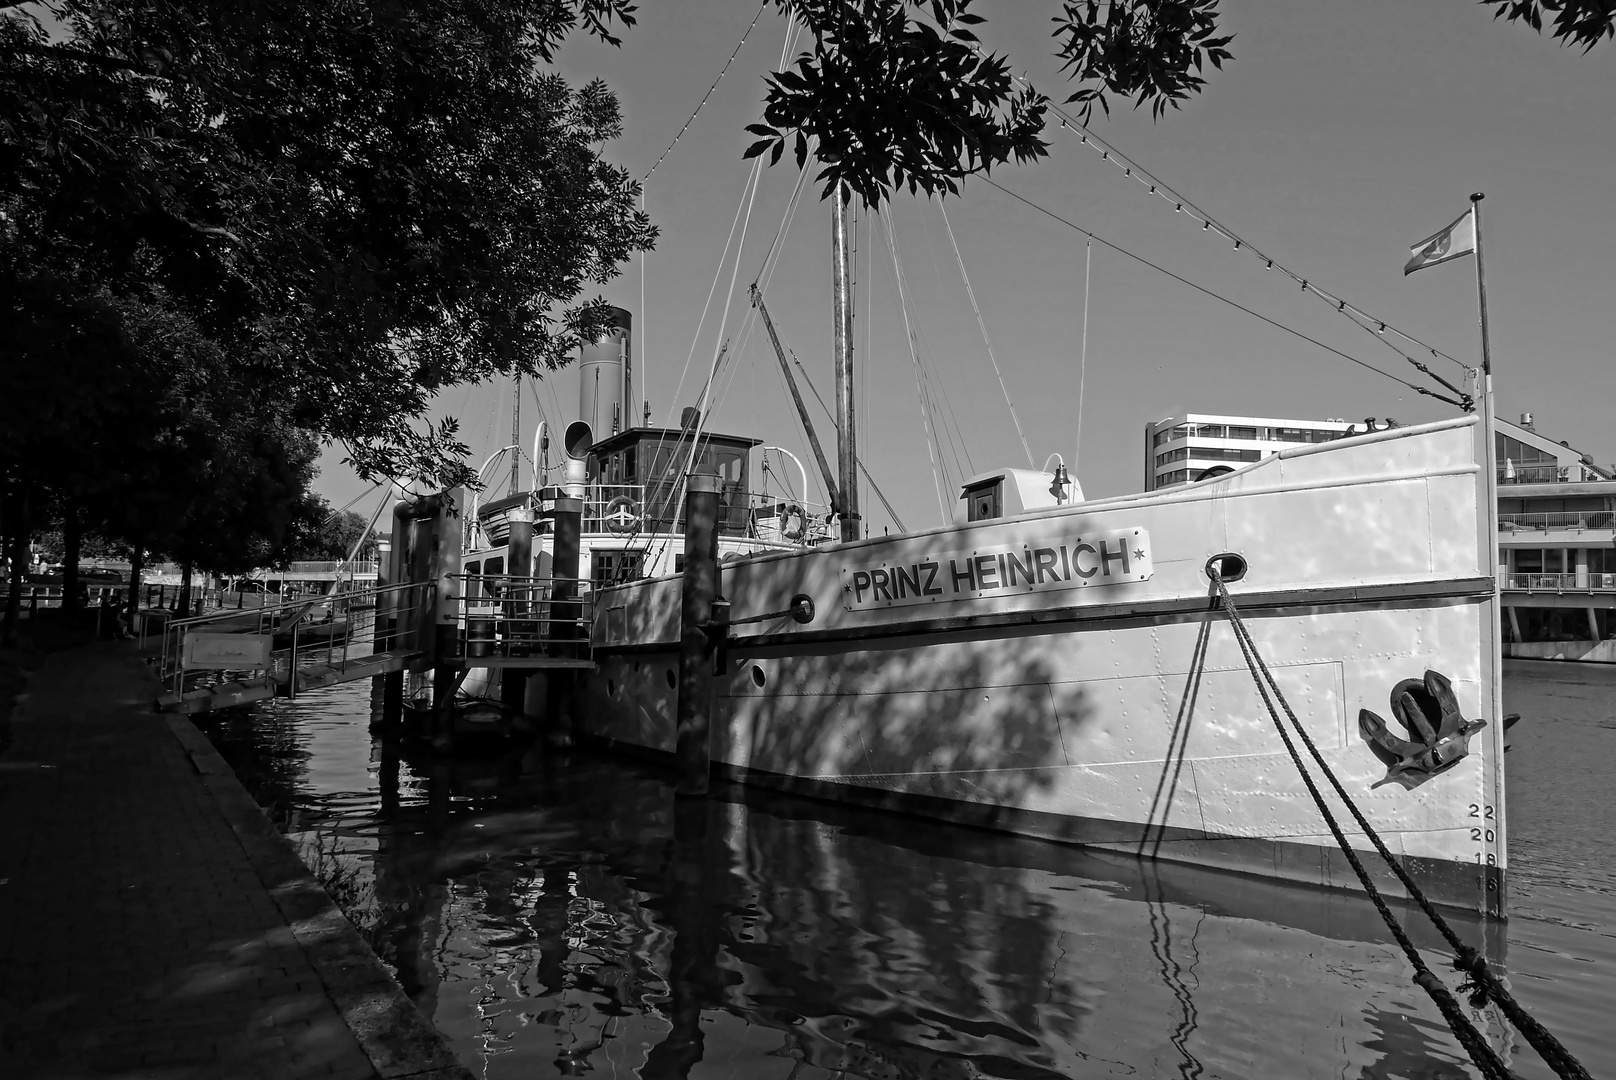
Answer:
[
  {"left": 1143, "top": 865, "right": 1206, "bottom": 1079},
  {"left": 711, "top": 794, "right": 1081, "bottom": 1079}
]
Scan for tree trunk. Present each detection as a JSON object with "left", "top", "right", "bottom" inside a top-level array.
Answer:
[
  {"left": 179, "top": 562, "right": 193, "bottom": 617},
  {"left": 62, "top": 500, "right": 82, "bottom": 616},
  {"left": 125, "top": 543, "right": 144, "bottom": 628},
  {"left": 2, "top": 484, "right": 29, "bottom": 643}
]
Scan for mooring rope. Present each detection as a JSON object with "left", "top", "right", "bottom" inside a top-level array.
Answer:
[{"left": 1208, "top": 569, "right": 1593, "bottom": 1080}]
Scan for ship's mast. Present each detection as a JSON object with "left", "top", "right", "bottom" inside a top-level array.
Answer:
[
  {"left": 832, "top": 184, "right": 861, "bottom": 542},
  {"left": 509, "top": 375, "right": 521, "bottom": 497}
]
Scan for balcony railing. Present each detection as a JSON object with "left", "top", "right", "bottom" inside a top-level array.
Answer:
[
  {"left": 1502, "top": 573, "right": 1616, "bottom": 591},
  {"left": 1498, "top": 512, "right": 1615, "bottom": 531},
  {"left": 1497, "top": 465, "right": 1607, "bottom": 485}
]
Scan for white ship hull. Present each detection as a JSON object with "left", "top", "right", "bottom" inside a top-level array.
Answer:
[{"left": 581, "top": 416, "right": 1507, "bottom": 915}]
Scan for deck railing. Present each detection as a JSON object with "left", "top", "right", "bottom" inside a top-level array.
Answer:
[
  {"left": 453, "top": 574, "right": 593, "bottom": 660},
  {"left": 576, "top": 484, "right": 833, "bottom": 544}
]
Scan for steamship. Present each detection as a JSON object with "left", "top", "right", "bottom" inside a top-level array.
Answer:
[{"left": 441, "top": 301, "right": 1508, "bottom": 916}]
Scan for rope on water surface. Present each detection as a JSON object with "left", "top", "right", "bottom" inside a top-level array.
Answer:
[{"left": 1209, "top": 570, "right": 1593, "bottom": 1080}]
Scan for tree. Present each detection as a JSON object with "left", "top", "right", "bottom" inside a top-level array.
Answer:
[
  {"left": 283, "top": 502, "right": 381, "bottom": 564},
  {"left": 2, "top": 0, "right": 655, "bottom": 487},
  {"left": 0, "top": 262, "right": 331, "bottom": 633}
]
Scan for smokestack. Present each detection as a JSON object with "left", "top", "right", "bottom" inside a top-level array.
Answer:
[{"left": 579, "top": 306, "right": 633, "bottom": 436}]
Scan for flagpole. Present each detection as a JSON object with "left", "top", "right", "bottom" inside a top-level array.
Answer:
[
  {"left": 1472, "top": 191, "right": 1498, "bottom": 581},
  {"left": 1472, "top": 193, "right": 1493, "bottom": 381},
  {"left": 1471, "top": 191, "right": 1507, "bottom": 902}
]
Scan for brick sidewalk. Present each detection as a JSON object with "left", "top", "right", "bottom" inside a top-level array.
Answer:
[{"left": 0, "top": 641, "right": 471, "bottom": 1080}]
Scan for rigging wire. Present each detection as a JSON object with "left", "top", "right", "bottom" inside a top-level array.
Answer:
[
  {"left": 641, "top": 0, "right": 771, "bottom": 183},
  {"left": 787, "top": 347, "right": 909, "bottom": 532},
  {"left": 882, "top": 211, "right": 951, "bottom": 523},
  {"left": 1038, "top": 106, "right": 1475, "bottom": 398},
  {"left": 914, "top": 203, "right": 984, "bottom": 473},
  {"left": 323, "top": 482, "right": 385, "bottom": 520},
  {"left": 640, "top": 189, "right": 647, "bottom": 426},
  {"left": 979, "top": 178, "right": 1470, "bottom": 409},
  {"left": 1077, "top": 238, "right": 1092, "bottom": 471},
  {"left": 753, "top": 142, "right": 817, "bottom": 288},
  {"left": 938, "top": 200, "right": 1034, "bottom": 470},
  {"left": 862, "top": 201, "right": 873, "bottom": 526},
  {"left": 901, "top": 3, "right": 1475, "bottom": 403},
  {"left": 884, "top": 207, "right": 964, "bottom": 484},
  {"left": 619, "top": 17, "right": 807, "bottom": 575},
  {"left": 668, "top": 161, "right": 764, "bottom": 421}
]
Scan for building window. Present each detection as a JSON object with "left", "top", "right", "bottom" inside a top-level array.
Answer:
[
  {"left": 1188, "top": 446, "right": 1261, "bottom": 463},
  {"left": 1156, "top": 469, "right": 1192, "bottom": 487}
]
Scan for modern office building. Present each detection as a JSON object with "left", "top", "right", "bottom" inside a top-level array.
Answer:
[
  {"left": 1495, "top": 414, "right": 1616, "bottom": 662},
  {"left": 1144, "top": 412, "right": 1361, "bottom": 491},
  {"left": 1144, "top": 410, "right": 1616, "bottom": 662}
]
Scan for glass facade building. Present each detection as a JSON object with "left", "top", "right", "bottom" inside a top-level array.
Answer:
[
  {"left": 1493, "top": 416, "right": 1616, "bottom": 662},
  {"left": 1142, "top": 412, "right": 1360, "bottom": 492}
]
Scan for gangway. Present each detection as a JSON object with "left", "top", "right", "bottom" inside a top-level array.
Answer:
[{"left": 154, "top": 577, "right": 596, "bottom": 714}]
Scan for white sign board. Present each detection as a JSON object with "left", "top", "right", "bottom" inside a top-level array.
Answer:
[
  {"left": 841, "top": 528, "right": 1152, "bottom": 612},
  {"left": 182, "top": 632, "right": 274, "bottom": 670}
]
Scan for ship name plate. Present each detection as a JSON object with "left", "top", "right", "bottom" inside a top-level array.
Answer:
[{"left": 841, "top": 528, "right": 1152, "bottom": 611}]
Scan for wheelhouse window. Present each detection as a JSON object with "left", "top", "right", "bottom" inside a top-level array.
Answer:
[{"left": 592, "top": 550, "right": 644, "bottom": 588}]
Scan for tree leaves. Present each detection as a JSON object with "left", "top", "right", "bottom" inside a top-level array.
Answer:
[
  {"left": 748, "top": 1, "right": 1049, "bottom": 207},
  {"left": 1052, "top": 0, "right": 1234, "bottom": 123},
  {"left": 1480, "top": 0, "right": 1616, "bottom": 51},
  {"left": 1, "top": 1, "right": 655, "bottom": 487}
]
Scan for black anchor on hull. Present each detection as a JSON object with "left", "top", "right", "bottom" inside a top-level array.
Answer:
[{"left": 1359, "top": 669, "right": 1488, "bottom": 788}]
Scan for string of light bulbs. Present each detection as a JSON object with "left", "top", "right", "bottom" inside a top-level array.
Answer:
[
  {"left": 900, "top": 3, "right": 1481, "bottom": 409},
  {"left": 980, "top": 177, "right": 1470, "bottom": 409},
  {"left": 641, "top": 0, "right": 771, "bottom": 183},
  {"left": 1030, "top": 93, "right": 1475, "bottom": 407}
]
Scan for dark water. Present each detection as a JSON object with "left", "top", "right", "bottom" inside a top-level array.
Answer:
[{"left": 198, "top": 660, "right": 1616, "bottom": 1079}]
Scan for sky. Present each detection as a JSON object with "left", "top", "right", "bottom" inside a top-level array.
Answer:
[{"left": 314, "top": 1, "right": 1616, "bottom": 534}]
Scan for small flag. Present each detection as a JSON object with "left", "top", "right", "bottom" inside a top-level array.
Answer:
[{"left": 1404, "top": 210, "right": 1476, "bottom": 275}]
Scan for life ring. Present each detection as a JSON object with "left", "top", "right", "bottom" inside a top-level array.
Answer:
[
  {"left": 603, "top": 495, "right": 640, "bottom": 533},
  {"left": 779, "top": 501, "right": 808, "bottom": 542}
]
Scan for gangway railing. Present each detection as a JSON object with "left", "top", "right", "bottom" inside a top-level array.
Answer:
[
  {"left": 155, "top": 581, "right": 432, "bottom": 707},
  {"left": 453, "top": 574, "right": 593, "bottom": 662}
]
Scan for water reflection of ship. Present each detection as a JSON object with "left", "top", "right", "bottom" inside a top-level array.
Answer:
[{"left": 356, "top": 748, "right": 1509, "bottom": 1079}]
